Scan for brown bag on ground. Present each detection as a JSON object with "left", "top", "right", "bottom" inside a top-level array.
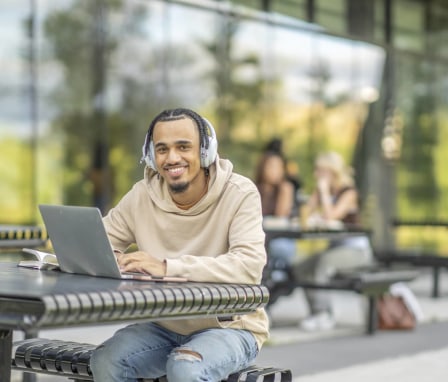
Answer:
[{"left": 377, "top": 294, "right": 416, "bottom": 330}]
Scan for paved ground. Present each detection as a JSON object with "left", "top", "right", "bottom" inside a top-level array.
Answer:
[
  {"left": 257, "top": 267, "right": 448, "bottom": 381},
  {"left": 257, "top": 320, "right": 448, "bottom": 381},
  {"left": 11, "top": 267, "right": 448, "bottom": 382}
]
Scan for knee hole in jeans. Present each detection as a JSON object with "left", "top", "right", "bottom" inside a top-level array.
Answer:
[{"left": 172, "top": 347, "right": 203, "bottom": 362}]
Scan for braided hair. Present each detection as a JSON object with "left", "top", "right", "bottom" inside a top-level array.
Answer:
[{"left": 143, "top": 108, "right": 211, "bottom": 155}]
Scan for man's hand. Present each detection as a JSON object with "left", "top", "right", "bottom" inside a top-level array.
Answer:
[{"left": 116, "top": 251, "right": 167, "bottom": 276}]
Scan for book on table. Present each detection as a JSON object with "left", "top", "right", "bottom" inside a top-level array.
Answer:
[{"left": 18, "top": 248, "right": 60, "bottom": 270}]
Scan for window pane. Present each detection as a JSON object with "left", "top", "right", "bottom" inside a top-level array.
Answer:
[
  {"left": 272, "top": 0, "right": 307, "bottom": 20},
  {"left": 393, "top": 0, "right": 425, "bottom": 52},
  {"left": 0, "top": 0, "right": 36, "bottom": 222},
  {"left": 315, "top": 0, "right": 346, "bottom": 35},
  {"left": 231, "top": 0, "right": 262, "bottom": 11},
  {"left": 428, "top": 1, "right": 448, "bottom": 58}
]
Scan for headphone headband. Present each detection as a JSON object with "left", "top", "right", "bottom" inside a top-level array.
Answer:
[{"left": 141, "top": 111, "right": 218, "bottom": 171}]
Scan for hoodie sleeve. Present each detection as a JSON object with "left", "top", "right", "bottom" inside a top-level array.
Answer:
[{"left": 165, "top": 187, "right": 267, "bottom": 284}]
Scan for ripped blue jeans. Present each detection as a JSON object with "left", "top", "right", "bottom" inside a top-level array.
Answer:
[{"left": 90, "top": 322, "right": 259, "bottom": 382}]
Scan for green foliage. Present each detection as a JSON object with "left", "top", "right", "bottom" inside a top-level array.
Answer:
[
  {"left": 397, "top": 57, "right": 439, "bottom": 218},
  {"left": 0, "top": 136, "right": 33, "bottom": 222}
]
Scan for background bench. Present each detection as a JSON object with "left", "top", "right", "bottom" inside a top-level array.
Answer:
[
  {"left": 263, "top": 264, "right": 418, "bottom": 334},
  {"left": 376, "top": 249, "right": 448, "bottom": 298},
  {"left": 12, "top": 338, "right": 292, "bottom": 382},
  {"left": 0, "top": 225, "right": 47, "bottom": 250},
  {"left": 377, "top": 219, "right": 448, "bottom": 297}
]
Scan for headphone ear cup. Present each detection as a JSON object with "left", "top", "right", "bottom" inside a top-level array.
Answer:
[
  {"left": 201, "top": 135, "right": 218, "bottom": 168},
  {"left": 201, "top": 118, "right": 218, "bottom": 168},
  {"left": 141, "top": 134, "right": 157, "bottom": 171},
  {"left": 146, "top": 141, "right": 157, "bottom": 171},
  {"left": 141, "top": 132, "right": 154, "bottom": 170}
]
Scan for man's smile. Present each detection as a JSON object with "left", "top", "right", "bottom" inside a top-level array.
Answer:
[{"left": 165, "top": 166, "right": 187, "bottom": 177}]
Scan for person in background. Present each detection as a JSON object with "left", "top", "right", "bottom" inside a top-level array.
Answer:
[
  {"left": 254, "top": 149, "right": 297, "bottom": 285},
  {"left": 263, "top": 138, "right": 303, "bottom": 212},
  {"left": 297, "top": 151, "right": 373, "bottom": 331},
  {"left": 306, "top": 151, "right": 359, "bottom": 228},
  {"left": 255, "top": 150, "right": 295, "bottom": 220},
  {"left": 90, "top": 108, "right": 269, "bottom": 382}
]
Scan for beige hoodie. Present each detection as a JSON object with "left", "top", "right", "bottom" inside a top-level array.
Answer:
[{"left": 103, "top": 157, "right": 269, "bottom": 349}]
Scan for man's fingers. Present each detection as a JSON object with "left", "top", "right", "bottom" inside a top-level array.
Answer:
[
  {"left": 121, "top": 259, "right": 149, "bottom": 274},
  {"left": 116, "top": 252, "right": 164, "bottom": 276},
  {"left": 117, "top": 252, "right": 144, "bottom": 266}
]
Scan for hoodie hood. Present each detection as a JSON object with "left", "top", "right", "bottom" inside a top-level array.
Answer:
[{"left": 143, "top": 155, "right": 233, "bottom": 215}]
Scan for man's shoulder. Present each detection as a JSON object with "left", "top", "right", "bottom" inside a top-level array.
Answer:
[
  {"left": 213, "top": 158, "right": 258, "bottom": 199},
  {"left": 227, "top": 172, "right": 258, "bottom": 193}
]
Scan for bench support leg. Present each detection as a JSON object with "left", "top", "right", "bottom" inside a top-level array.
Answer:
[
  {"left": 0, "top": 329, "right": 12, "bottom": 382},
  {"left": 22, "top": 330, "right": 39, "bottom": 382},
  {"left": 366, "top": 296, "right": 377, "bottom": 335},
  {"left": 432, "top": 267, "right": 440, "bottom": 298},
  {"left": 23, "top": 372, "right": 36, "bottom": 382}
]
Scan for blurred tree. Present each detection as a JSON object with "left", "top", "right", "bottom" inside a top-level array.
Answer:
[
  {"left": 303, "top": 59, "right": 332, "bottom": 177},
  {"left": 202, "top": 17, "right": 268, "bottom": 174},
  {"left": 44, "top": 0, "right": 121, "bottom": 212},
  {"left": 400, "top": 60, "right": 438, "bottom": 218},
  {"left": 43, "top": 0, "right": 161, "bottom": 212}
]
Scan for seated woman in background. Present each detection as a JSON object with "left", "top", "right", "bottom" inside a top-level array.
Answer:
[
  {"left": 255, "top": 150, "right": 297, "bottom": 282},
  {"left": 297, "top": 151, "right": 374, "bottom": 331},
  {"left": 306, "top": 151, "right": 359, "bottom": 227}
]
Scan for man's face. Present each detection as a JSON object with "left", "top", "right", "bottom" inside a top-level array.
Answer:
[{"left": 152, "top": 117, "right": 203, "bottom": 194}]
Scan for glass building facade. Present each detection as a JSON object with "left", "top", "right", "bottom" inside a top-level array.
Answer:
[{"left": 1, "top": 0, "right": 448, "bottom": 252}]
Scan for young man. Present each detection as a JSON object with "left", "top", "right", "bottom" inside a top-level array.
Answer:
[{"left": 90, "top": 108, "right": 269, "bottom": 382}]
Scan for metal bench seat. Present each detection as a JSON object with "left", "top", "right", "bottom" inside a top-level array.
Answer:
[
  {"left": 376, "top": 249, "right": 448, "bottom": 297},
  {"left": 265, "top": 264, "right": 419, "bottom": 334},
  {"left": 12, "top": 338, "right": 292, "bottom": 382}
]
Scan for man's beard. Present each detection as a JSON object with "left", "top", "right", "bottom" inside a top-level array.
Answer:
[{"left": 169, "top": 181, "right": 189, "bottom": 194}]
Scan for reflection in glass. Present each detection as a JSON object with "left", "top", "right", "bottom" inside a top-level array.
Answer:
[{"left": 1, "top": 0, "right": 446, "bottom": 250}]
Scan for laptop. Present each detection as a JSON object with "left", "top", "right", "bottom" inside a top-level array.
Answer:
[{"left": 37, "top": 204, "right": 186, "bottom": 282}]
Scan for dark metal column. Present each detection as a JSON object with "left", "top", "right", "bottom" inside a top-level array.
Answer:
[{"left": 0, "top": 330, "right": 13, "bottom": 382}]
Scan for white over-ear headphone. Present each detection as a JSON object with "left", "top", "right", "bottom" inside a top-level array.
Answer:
[{"left": 141, "top": 116, "right": 218, "bottom": 171}]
